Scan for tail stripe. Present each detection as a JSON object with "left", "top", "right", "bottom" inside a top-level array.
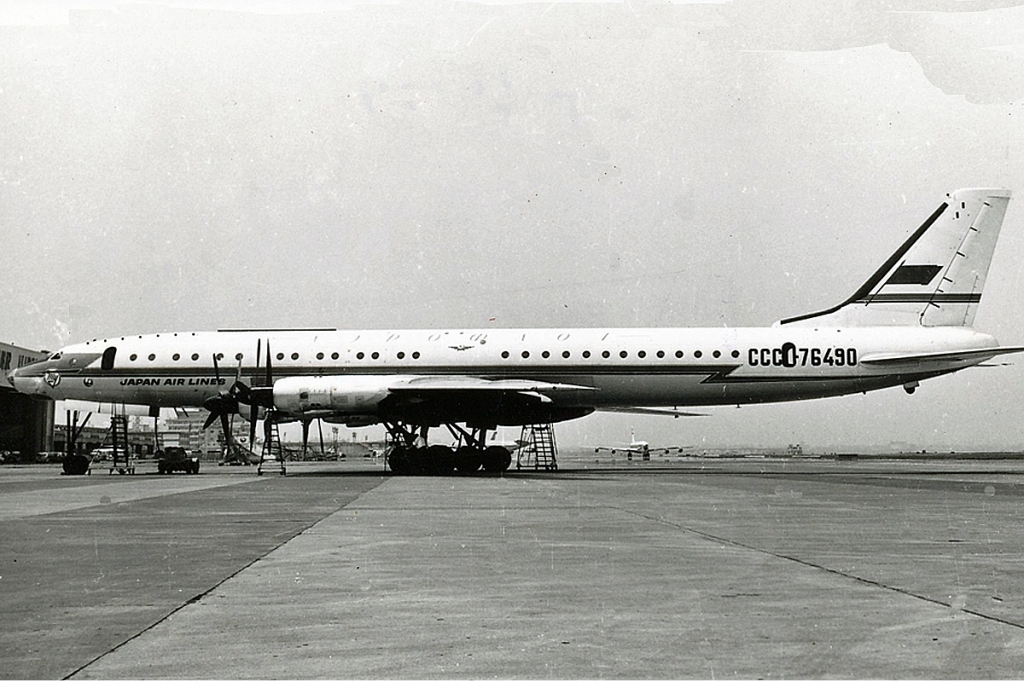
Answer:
[
  {"left": 779, "top": 203, "right": 949, "bottom": 325},
  {"left": 853, "top": 293, "right": 981, "bottom": 304}
]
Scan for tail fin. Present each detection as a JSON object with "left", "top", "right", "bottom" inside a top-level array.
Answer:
[{"left": 779, "top": 188, "right": 1012, "bottom": 327}]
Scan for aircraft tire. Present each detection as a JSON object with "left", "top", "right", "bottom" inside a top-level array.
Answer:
[
  {"left": 62, "top": 454, "right": 90, "bottom": 476},
  {"left": 406, "top": 448, "right": 430, "bottom": 475},
  {"left": 389, "top": 447, "right": 412, "bottom": 475},
  {"left": 425, "top": 445, "right": 455, "bottom": 475},
  {"left": 454, "top": 446, "right": 482, "bottom": 474},
  {"left": 481, "top": 446, "right": 512, "bottom": 473}
]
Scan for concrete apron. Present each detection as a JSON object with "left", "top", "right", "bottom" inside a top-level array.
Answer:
[{"left": 73, "top": 472, "right": 1024, "bottom": 679}]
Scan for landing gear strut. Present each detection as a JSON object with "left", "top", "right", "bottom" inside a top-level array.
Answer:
[{"left": 383, "top": 422, "right": 512, "bottom": 476}]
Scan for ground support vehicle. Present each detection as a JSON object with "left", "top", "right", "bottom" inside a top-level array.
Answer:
[{"left": 157, "top": 447, "right": 200, "bottom": 474}]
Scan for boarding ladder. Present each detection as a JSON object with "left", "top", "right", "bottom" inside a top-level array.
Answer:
[
  {"left": 108, "top": 414, "right": 135, "bottom": 475},
  {"left": 257, "top": 421, "right": 287, "bottom": 476},
  {"left": 516, "top": 423, "right": 558, "bottom": 471}
]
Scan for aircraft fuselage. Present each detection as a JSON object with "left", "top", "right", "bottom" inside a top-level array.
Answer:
[{"left": 9, "top": 325, "right": 1000, "bottom": 413}]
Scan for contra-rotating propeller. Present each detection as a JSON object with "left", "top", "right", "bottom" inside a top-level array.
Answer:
[
  {"left": 245, "top": 342, "right": 325, "bottom": 461},
  {"left": 201, "top": 340, "right": 275, "bottom": 456}
]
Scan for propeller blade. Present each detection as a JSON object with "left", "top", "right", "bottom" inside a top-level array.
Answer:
[
  {"left": 249, "top": 406, "right": 259, "bottom": 454},
  {"left": 202, "top": 410, "right": 220, "bottom": 430},
  {"left": 301, "top": 419, "right": 310, "bottom": 457},
  {"left": 265, "top": 340, "right": 273, "bottom": 384},
  {"left": 254, "top": 338, "right": 262, "bottom": 387},
  {"left": 317, "top": 417, "right": 325, "bottom": 459},
  {"left": 220, "top": 411, "right": 232, "bottom": 450}
]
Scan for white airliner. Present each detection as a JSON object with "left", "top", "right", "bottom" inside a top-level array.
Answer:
[
  {"left": 8, "top": 188, "right": 1022, "bottom": 474},
  {"left": 594, "top": 427, "right": 689, "bottom": 460}
]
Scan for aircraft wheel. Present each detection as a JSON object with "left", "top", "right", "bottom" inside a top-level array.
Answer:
[
  {"left": 425, "top": 445, "right": 455, "bottom": 475},
  {"left": 63, "top": 454, "right": 90, "bottom": 476},
  {"left": 454, "top": 447, "right": 482, "bottom": 474},
  {"left": 403, "top": 448, "right": 426, "bottom": 475},
  {"left": 389, "top": 447, "right": 412, "bottom": 475},
  {"left": 481, "top": 446, "right": 511, "bottom": 473}
]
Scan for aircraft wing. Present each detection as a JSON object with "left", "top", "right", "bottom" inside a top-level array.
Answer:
[
  {"left": 378, "top": 375, "right": 598, "bottom": 426},
  {"left": 859, "top": 345, "right": 1024, "bottom": 367},
  {"left": 647, "top": 446, "right": 691, "bottom": 454},
  {"left": 594, "top": 445, "right": 689, "bottom": 454}
]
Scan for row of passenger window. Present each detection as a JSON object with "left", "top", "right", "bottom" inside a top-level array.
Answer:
[
  {"left": 124, "top": 349, "right": 743, "bottom": 362},
  {"left": 501, "top": 349, "right": 742, "bottom": 360}
]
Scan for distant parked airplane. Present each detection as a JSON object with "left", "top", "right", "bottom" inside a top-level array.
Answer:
[
  {"left": 9, "top": 188, "right": 1022, "bottom": 474},
  {"left": 595, "top": 427, "right": 691, "bottom": 460}
]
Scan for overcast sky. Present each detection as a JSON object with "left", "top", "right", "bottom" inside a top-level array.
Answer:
[{"left": 3, "top": 0, "right": 1024, "bottom": 451}]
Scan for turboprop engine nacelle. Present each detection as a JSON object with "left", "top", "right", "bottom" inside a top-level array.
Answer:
[{"left": 271, "top": 375, "right": 398, "bottom": 416}]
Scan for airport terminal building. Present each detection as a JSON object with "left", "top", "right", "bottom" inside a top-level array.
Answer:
[{"left": 0, "top": 342, "right": 53, "bottom": 457}]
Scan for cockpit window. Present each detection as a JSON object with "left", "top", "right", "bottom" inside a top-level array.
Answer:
[{"left": 49, "top": 352, "right": 62, "bottom": 361}]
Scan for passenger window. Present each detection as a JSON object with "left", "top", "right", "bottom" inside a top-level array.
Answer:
[{"left": 101, "top": 347, "right": 117, "bottom": 370}]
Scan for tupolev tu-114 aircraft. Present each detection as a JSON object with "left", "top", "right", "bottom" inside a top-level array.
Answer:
[{"left": 8, "top": 188, "right": 1023, "bottom": 474}]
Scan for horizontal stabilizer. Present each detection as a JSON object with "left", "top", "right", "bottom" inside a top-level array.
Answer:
[
  {"left": 859, "top": 345, "right": 1024, "bottom": 366},
  {"left": 600, "top": 406, "right": 708, "bottom": 418}
]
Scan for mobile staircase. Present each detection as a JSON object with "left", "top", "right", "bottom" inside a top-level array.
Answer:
[
  {"left": 516, "top": 423, "right": 558, "bottom": 471},
  {"left": 108, "top": 414, "right": 136, "bottom": 475},
  {"left": 257, "top": 420, "right": 287, "bottom": 476}
]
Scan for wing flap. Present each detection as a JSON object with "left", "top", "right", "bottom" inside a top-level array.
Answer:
[{"left": 599, "top": 406, "right": 708, "bottom": 418}]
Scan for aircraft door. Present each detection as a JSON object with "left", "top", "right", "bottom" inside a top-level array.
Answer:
[{"left": 101, "top": 347, "right": 117, "bottom": 370}]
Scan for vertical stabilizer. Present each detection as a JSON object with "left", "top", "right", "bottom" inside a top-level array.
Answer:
[{"left": 779, "top": 188, "right": 1011, "bottom": 327}]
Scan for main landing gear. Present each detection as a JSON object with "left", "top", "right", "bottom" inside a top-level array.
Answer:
[{"left": 384, "top": 422, "right": 513, "bottom": 476}]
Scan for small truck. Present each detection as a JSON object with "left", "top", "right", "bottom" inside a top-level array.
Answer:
[{"left": 157, "top": 447, "right": 200, "bottom": 474}]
